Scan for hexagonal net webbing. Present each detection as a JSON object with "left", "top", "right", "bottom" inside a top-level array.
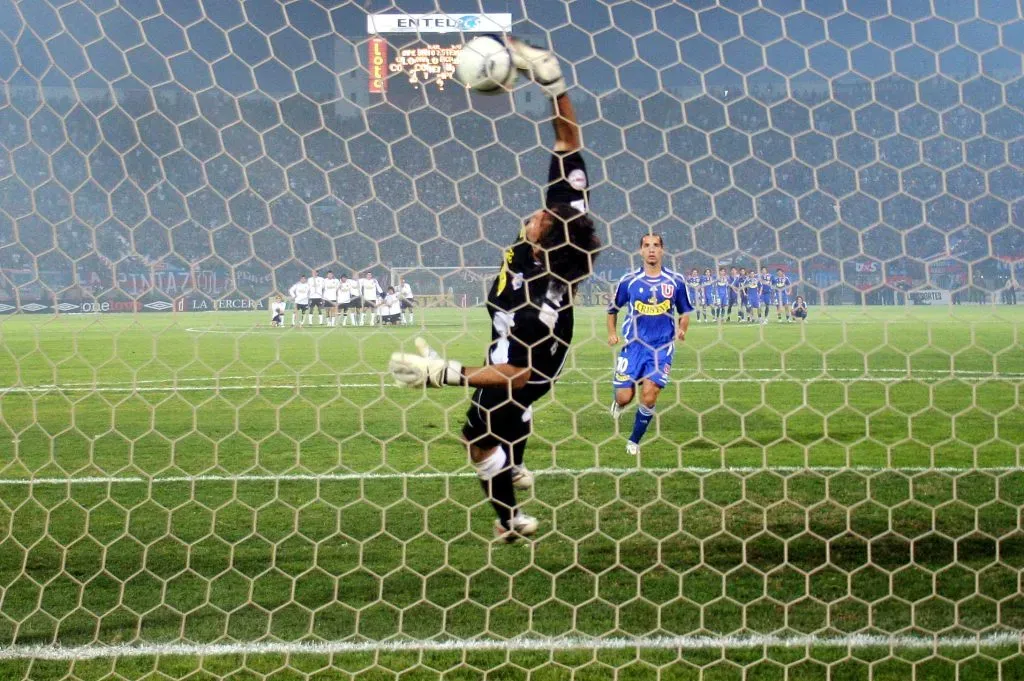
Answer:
[{"left": 0, "top": 0, "right": 1022, "bottom": 678}]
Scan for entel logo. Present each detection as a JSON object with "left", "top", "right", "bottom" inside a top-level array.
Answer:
[{"left": 457, "top": 15, "right": 480, "bottom": 29}]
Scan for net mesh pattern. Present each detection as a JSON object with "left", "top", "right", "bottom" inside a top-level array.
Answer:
[{"left": 0, "top": 1, "right": 1022, "bottom": 679}]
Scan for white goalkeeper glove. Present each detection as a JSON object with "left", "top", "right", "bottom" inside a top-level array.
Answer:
[
  {"left": 389, "top": 337, "right": 464, "bottom": 388},
  {"left": 507, "top": 37, "right": 567, "bottom": 99}
]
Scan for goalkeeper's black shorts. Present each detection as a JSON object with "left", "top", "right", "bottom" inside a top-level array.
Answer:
[{"left": 462, "top": 382, "right": 550, "bottom": 453}]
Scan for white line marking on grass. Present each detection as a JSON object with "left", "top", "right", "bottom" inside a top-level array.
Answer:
[
  {"left": 6, "top": 368, "right": 1022, "bottom": 393},
  {"left": 3, "top": 370, "right": 1020, "bottom": 395},
  {"left": 0, "top": 631, "right": 1020, "bottom": 661},
  {"left": 1, "top": 465, "right": 1022, "bottom": 487},
  {"left": 37, "top": 367, "right": 1024, "bottom": 389},
  {"left": 184, "top": 326, "right": 452, "bottom": 334}
]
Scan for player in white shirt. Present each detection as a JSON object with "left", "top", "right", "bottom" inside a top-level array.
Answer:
[
  {"left": 359, "top": 271, "right": 383, "bottom": 326},
  {"left": 288, "top": 276, "right": 310, "bottom": 327},
  {"left": 398, "top": 278, "right": 414, "bottom": 325},
  {"left": 346, "top": 274, "right": 362, "bottom": 325},
  {"left": 270, "top": 295, "right": 286, "bottom": 327},
  {"left": 308, "top": 270, "right": 326, "bottom": 325},
  {"left": 322, "top": 270, "right": 340, "bottom": 327},
  {"left": 381, "top": 287, "right": 401, "bottom": 325},
  {"left": 337, "top": 275, "right": 354, "bottom": 326}
]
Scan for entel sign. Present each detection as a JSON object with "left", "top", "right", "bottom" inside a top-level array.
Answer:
[{"left": 366, "top": 13, "right": 512, "bottom": 34}]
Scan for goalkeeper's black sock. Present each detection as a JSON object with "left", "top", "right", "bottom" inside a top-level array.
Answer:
[
  {"left": 481, "top": 469, "right": 516, "bottom": 527},
  {"left": 512, "top": 439, "right": 526, "bottom": 467}
]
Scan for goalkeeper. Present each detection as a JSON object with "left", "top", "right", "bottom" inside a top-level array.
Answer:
[{"left": 389, "top": 37, "right": 600, "bottom": 542}]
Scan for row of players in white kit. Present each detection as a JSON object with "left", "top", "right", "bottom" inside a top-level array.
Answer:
[{"left": 280, "top": 271, "right": 414, "bottom": 327}]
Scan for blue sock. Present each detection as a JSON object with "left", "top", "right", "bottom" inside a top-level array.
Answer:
[{"left": 630, "top": 404, "right": 655, "bottom": 444}]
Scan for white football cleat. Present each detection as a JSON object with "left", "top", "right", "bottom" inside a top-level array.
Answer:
[
  {"left": 494, "top": 512, "right": 539, "bottom": 542},
  {"left": 610, "top": 401, "right": 623, "bottom": 420},
  {"left": 626, "top": 440, "right": 640, "bottom": 456},
  {"left": 511, "top": 465, "right": 534, "bottom": 490}
]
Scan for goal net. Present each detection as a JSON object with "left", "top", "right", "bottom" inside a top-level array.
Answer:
[{"left": 0, "top": 1, "right": 1022, "bottom": 679}]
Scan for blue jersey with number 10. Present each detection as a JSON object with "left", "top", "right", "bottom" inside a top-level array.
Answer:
[{"left": 610, "top": 268, "right": 693, "bottom": 348}]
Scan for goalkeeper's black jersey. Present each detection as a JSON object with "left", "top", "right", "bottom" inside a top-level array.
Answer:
[
  {"left": 485, "top": 243, "right": 574, "bottom": 400},
  {"left": 479, "top": 149, "right": 589, "bottom": 399},
  {"left": 546, "top": 150, "right": 588, "bottom": 214}
]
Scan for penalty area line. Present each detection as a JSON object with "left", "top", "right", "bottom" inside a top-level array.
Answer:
[
  {"left": 16, "top": 366, "right": 1024, "bottom": 390},
  {"left": 0, "top": 631, "right": 1020, "bottom": 661},
  {"left": 1, "top": 465, "right": 1023, "bottom": 487},
  {"left": 3, "top": 371, "right": 1021, "bottom": 394}
]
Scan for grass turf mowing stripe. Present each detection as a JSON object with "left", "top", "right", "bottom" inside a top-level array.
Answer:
[{"left": 0, "top": 632, "right": 1020, "bottom": 661}]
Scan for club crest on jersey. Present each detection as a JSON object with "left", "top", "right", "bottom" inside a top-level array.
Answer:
[
  {"left": 660, "top": 284, "right": 674, "bottom": 298},
  {"left": 568, "top": 169, "right": 587, "bottom": 190}
]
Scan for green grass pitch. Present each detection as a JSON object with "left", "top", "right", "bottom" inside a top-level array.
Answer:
[{"left": 0, "top": 306, "right": 1021, "bottom": 680}]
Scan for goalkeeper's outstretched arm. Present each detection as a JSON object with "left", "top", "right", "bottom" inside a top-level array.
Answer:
[
  {"left": 389, "top": 338, "right": 531, "bottom": 389},
  {"left": 552, "top": 94, "right": 580, "bottom": 153},
  {"left": 461, "top": 363, "right": 530, "bottom": 390},
  {"left": 506, "top": 37, "right": 578, "bottom": 152}
]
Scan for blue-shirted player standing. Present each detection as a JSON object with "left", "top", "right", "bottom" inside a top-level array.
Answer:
[
  {"left": 607, "top": 235, "right": 692, "bottom": 456},
  {"left": 738, "top": 267, "right": 749, "bottom": 318},
  {"left": 746, "top": 272, "right": 764, "bottom": 324},
  {"left": 759, "top": 266, "right": 772, "bottom": 317},
  {"left": 728, "top": 267, "right": 743, "bottom": 322},
  {"left": 773, "top": 268, "right": 793, "bottom": 322},
  {"left": 714, "top": 267, "right": 729, "bottom": 322}
]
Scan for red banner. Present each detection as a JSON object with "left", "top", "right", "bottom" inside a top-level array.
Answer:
[{"left": 368, "top": 38, "right": 387, "bottom": 93}]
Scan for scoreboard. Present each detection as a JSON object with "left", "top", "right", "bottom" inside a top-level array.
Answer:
[
  {"left": 364, "top": 13, "right": 513, "bottom": 98},
  {"left": 391, "top": 44, "right": 462, "bottom": 89},
  {"left": 369, "top": 38, "right": 461, "bottom": 92}
]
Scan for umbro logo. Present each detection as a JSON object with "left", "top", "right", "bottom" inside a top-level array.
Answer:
[
  {"left": 21, "top": 303, "right": 47, "bottom": 312},
  {"left": 144, "top": 301, "right": 173, "bottom": 311},
  {"left": 57, "top": 303, "right": 79, "bottom": 312}
]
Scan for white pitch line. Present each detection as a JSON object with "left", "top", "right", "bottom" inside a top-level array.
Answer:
[
  {"left": 0, "top": 465, "right": 1021, "bottom": 487},
  {"left": 22, "top": 366, "right": 1024, "bottom": 390},
  {"left": 0, "top": 631, "right": 1019, "bottom": 662},
  {"left": 183, "top": 326, "right": 456, "bottom": 334},
  {"left": 2, "top": 371, "right": 1020, "bottom": 395}
]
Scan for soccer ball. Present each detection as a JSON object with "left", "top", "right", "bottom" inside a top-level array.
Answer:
[{"left": 454, "top": 36, "right": 517, "bottom": 93}]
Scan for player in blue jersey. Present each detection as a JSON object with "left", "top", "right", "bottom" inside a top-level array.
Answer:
[
  {"left": 686, "top": 268, "right": 702, "bottom": 321},
  {"left": 607, "top": 234, "right": 692, "bottom": 456},
  {"left": 728, "top": 267, "right": 743, "bottom": 322},
  {"left": 700, "top": 268, "right": 714, "bottom": 322},
  {"left": 738, "top": 267, "right": 749, "bottom": 319},
  {"left": 746, "top": 272, "right": 764, "bottom": 324},
  {"left": 773, "top": 268, "right": 793, "bottom": 322},
  {"left": 792, "top": 295, "right": 807, "bottom": 322},
  {"left": 715, "top": 267, "right": 730, "bottom": 322},
  {"left": 759, "top": 267, "right": 772, "bottom": 317}
]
